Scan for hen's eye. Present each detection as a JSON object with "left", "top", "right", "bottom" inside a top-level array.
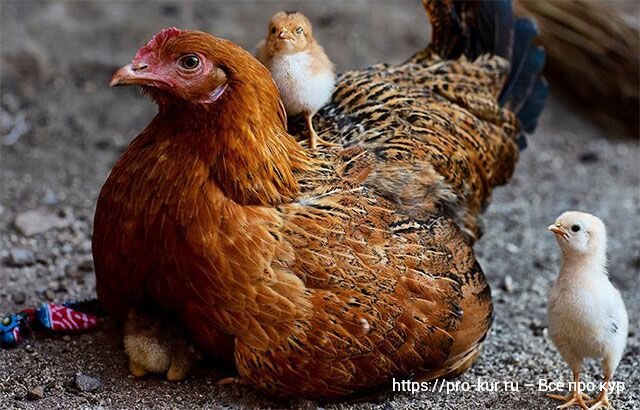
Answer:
[
  {"left": 179, "top": 54, "right": 200, "bottom": 70},
  {"left": 571, "top": 224, "right": 581, "bottom": 232},
  {"left": 295, "top": 26, "right": 304, "bottom": 35},
  {"left": 271, "top": 27, "right": 276, "bottom": 34}
]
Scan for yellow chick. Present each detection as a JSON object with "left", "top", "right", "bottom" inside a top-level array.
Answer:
[
  {"left": 256, "top": 11, "right": 336, "bottom": 149},
  {"left": 123, "top": 310, "right": 201, "bottom": 382},
  {"left": 547, "top": 211, "right": 628, "bottom": 410}
]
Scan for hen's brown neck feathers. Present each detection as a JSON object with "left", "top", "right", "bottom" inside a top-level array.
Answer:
[{"left": 151, "top": 36, "right": 310, "bottom": 206}]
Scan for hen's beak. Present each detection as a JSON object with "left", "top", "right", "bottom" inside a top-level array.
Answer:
[
  {"left": 110, "top": 62, "right": 161, "bottom": 87},
  {"left": 548, "top": 224, "right": 569, "bottom": 239}
]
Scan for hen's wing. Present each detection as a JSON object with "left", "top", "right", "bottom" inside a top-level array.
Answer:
[{"left": 229, "top": 146, "right": 489, "bottom": 399}]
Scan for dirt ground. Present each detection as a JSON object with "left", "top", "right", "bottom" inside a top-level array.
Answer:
[{"left": 1, "top": 1, "right": 638, "bottom": 409}]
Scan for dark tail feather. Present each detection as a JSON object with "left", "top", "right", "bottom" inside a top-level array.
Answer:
[
  {"left": 426, "top": 0, "right": 549, "bottom": 140},
  {"left": 426, "top": 0, "right": 514, "bottom": 60},
  {"left": 467, "top": 0, "right": 513, "bottom": 59},
  {"left": 498, "top": 18, "right": 549, "bottom": 137}
]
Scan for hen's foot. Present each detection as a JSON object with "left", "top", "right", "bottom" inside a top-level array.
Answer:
[
  {"left": 123, "top": 309, "right": 200, "bottom": 382},
  {"left": 546, "top": 391, "right": 590, "bottom": 409}
]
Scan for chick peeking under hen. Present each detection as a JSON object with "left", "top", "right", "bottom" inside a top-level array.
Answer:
[{"left": 94, "top": 0, "right": 548, "bottom": 400}]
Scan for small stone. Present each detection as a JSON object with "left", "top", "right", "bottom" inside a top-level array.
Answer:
[
  {"left": 502, "top": 275, "right": 515, "bottom": 292},
  {"left": 66, "top": 269, "right": 84, "bottom": 280},
  {"left": 27, "top": 386, "right": 45, "bottom": 401},
  {"left": 578, "top": 151, "right": 599, "bottom": 163},
  {"left": 505, "top": 243, "right": 519, "bottom": 254},
  {"left": 160, "top": 3, "right": 180, "bottom": 17},
  {"left": 12, "top": 292, "right": 26, "bottom": 304},
  {"left": 77, "top": 258, "right": 94, "bottom": 272},
  {"left": 6, "top": 248, "right": 35, "bottom": 267},
  {"left": 45, "top": 289, "right": 56, "bottom": 301},
  {"left": 529, "top": 322, "right": 545, "bottom": 337},
  {"left": 289, "top": 398, "right": 318, "bottom": 410},
  {"left": 533, "top": 259, "right": 545, "bottom": 270},
  {"left": 35, "top": 252, "right": 52, "bottom": 264},
  {"left": 62, "top": 335, "right": 71, "bottom": 342},
  {"left": 74, "top": 372, "right": 102, "bottom": 392},
  {"left": 474, "top": 367, "right": 488, "bottom": 376},
  {"left": 94, "top": 139, "right": 111, "bottom": 150},
  {"left": 43, "top": 190, "right": 58, "bottom": 205},
  {"left": 14, "top": 210, "right": 70, "bottom": 236}
]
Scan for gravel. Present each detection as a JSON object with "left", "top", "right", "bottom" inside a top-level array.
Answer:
[
  {"left": 73, "top": 373, "right": 102, "bottom": 393},
  {"left": 1, "top": 1, "right": 638, "bottom": 409},
  {"left": 26, "top": 386, "right": 45, "bottom": 401},
  {"left": 13, "top": 210, "right": 71, "bottom": 237},
  {"left": 6, "top": 248, "right": 35, "bottom": 267}
]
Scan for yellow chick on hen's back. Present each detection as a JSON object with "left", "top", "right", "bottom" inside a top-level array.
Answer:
[{"left": 256, "top": 11, "right": 335, "bottom": 150}]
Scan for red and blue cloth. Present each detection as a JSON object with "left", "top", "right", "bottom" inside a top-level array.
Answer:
[{"left": 1, "top": 301, "right": 100, "bottom": 347}]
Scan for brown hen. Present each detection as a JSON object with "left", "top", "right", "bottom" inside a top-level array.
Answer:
[{"left": 93, "top": 0, "right": 547, "bottom": 400}]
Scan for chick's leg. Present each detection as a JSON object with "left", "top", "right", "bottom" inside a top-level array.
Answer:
[
  {"left": 546, "top": 368, "right": 590, "bottom": 410},
  {"left": 304, "top": 111, "right": 337, "bottom": 150},
  {"left": 586, "top": 370, "right": 614, "bottom": 410}
]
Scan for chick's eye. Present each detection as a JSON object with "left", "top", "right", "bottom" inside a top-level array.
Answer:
[
  {"left": 571, "top": 224, "right": 581, "bottom": 232},
  {"left": 179, "top": 54, "right": 200, "bottom": 70},
  {"left": 295, "top": 27, "right": 304, "bottom": 35},
  {"left": 271, "top": 27, "right": 276, "bottom": 34}
]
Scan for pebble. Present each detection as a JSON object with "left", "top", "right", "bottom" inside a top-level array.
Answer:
[
  {"left": 43, "top": 190, "right": 58, "bottom": 205},
  {"left": 6, "top": 248, "right": 35, "bottom": 267},
  {"left": 12, "top": 291, "right": 26, "bottom": 304},
  {"left": 34, "top": 252, "right": 52, "bottom": 264},
  {"left": 27, "top": 386, "right": 45, "bottom": 401},
  {"left": 14, "top": 210, "right": 70, "bottom": 236},
  {"left": 77, "top": 257, "right": 94, "bottom": 272},
  {"left": 289, "top": 398, "right": 319, "bottom": 410},
  {"left": 45, "top": 289, "right": 56, "bottom": 301},
  {"left": 502, "top": 275, "right": 515, "bottom": 292},
  {"left": 74, "top": 372, "right": 102, "bottom": 392},
  {"left": 532, "top": 258, "right": 546, "bottom": 270},
  {"left": 62, "top": 335, "right": 72, "bottom": 342},
  {"left": 505, "top": 243, "right": 520, "bottom": 254},
  {"left": 529, "top": 322, "right": 545, "bottom": 337},
  {"left": 578, "top": 151, "right": 599, "bottom": 163},
  {"left": 94, "top": 139, "right": 111, "bottom": 150},
  {"left": 66, "top": 269, "right": 84, "bottom": 280}
]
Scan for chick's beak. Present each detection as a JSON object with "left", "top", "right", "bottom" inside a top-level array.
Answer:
[
  {"left": 109, "top": 62, "right": 159, "bottom": 87},
  {"left": 277, "top": 30, "right": 292, "bottom": 40},
  {"left": 548, "top": 224, "right": 569, "bottom": 239}
]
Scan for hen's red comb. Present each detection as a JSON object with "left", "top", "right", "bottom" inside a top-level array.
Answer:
[{"left": 135, "top": 27, "right": 182, "bottom": 59}]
